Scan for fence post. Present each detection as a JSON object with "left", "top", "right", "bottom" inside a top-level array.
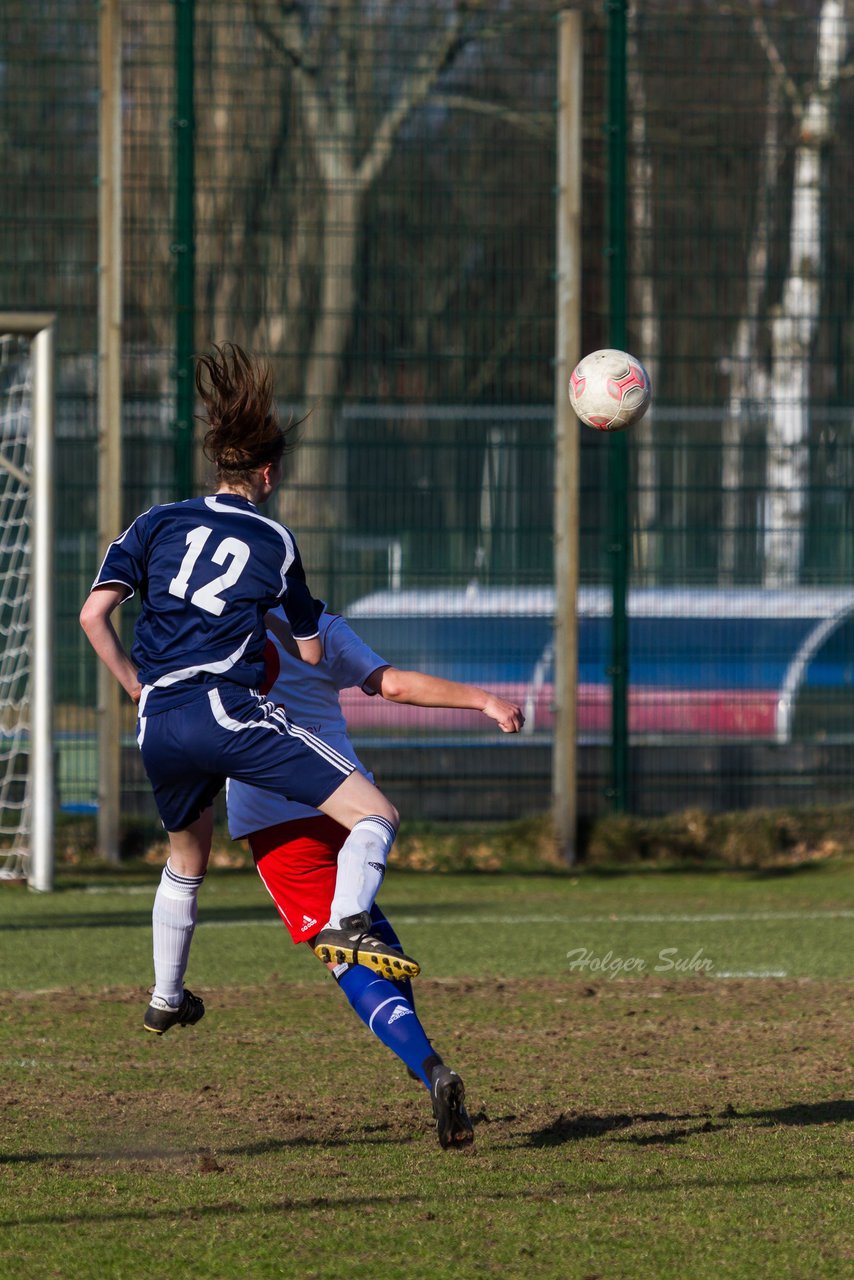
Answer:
[
  {"left": 553, "top": 10, "right": 583, "bottom": 862},
  {"left": 607, "top": 0, "right": 629, "bottom": 812},
  {"left": 174, "top": 0, "right": 195, "bottom": 500},
  {"left": 97, "top": 0, "right": 122, "bottom": 864}
]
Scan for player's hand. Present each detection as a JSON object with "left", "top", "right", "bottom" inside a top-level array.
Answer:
[
  {"left": 129, "top": 683, "right": 143, "bottom": 706},
  {"left": 482, "top": 693, "right": 525, "bottom": 733}
]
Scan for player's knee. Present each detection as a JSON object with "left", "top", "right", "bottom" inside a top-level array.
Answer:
[
  {"left": 355, "top": 786, "right": 398, "bottom": 832},
  {"left": 378, "top": 799, "right": 400, "bottom": 832}
]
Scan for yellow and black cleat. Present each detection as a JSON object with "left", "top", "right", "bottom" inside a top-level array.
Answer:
[{"left": 312, "top": 912, "right": 420, "bottom": 978}]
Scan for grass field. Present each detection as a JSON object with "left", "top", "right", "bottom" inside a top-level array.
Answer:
[{"left": 1, "top": 859, "right": 852, "bottom": 1279}]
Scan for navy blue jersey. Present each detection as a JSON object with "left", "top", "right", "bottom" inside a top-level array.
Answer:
[{"left": 93, "top": 494, "right": 319, "bottom": 714}]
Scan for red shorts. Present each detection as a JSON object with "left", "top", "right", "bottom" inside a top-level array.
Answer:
[{"left": 248, "top": 815, "right": 349, "bottom": 944}]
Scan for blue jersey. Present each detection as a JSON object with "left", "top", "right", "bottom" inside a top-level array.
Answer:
[{"left": 93, "top": 493, "right": 319, "bottom": 714}]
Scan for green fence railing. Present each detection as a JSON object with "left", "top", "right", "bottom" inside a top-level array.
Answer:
[{"left": 3, "top": 1, "right": 854, "bottom": 828}]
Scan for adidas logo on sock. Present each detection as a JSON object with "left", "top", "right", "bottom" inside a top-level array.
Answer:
[{"left": 388, "top": 1004, "right": 414, "bottom": 1025}]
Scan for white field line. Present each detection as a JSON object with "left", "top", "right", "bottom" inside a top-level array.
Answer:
[
  {"left": 394, "top": 910, "right": 854, "bottom": 925},
  {"left": 715, "top": 970, "right": 788, "bottom": 978},
  {"left": 196, "top": 909, "right": 854, "bottom": 929},
  {"left": 84, "top": 885, "right": 151, "bottom": 895},
  {"left": 79, "top": 886, "right": 854, "bottom": 927}
]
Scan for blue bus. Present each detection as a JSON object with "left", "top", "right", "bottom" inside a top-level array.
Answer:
[{"left": 340, "top": 586, "right": 854, "bottom": 742}]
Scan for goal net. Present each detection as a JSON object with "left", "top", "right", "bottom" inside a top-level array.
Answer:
[{"left": 0, "top": 317, "right": 55, "bottom": 890}]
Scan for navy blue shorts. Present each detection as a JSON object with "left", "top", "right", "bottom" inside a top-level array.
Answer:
[{"left": 136, "top": 684, "right": 354, "bottom": 832}]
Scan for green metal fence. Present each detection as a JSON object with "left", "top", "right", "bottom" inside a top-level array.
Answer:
[{"left": 2, "top": 0, "right": 854, "bottom": 832}]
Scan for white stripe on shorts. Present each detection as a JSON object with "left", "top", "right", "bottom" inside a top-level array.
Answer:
[
  {"left": 268, "top": 704, "right": 354, "bottom": 774},
  {"left": 208, "top": 687, "right": 281, "bottom": 735},
  {"left": 207, "top": 689, "right": 352, "bottom": 777}
]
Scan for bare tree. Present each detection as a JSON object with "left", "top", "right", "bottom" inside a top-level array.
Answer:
[
  {"left": 244, "top": 0, "right": 469, "bottom": 590},
  {"left": 627, "top": 1, "right": 661, "bottom": 582},
  {"left": 760, "top": 0, "right": 851, "bottom": 585},
  {"left": 718, "top": 65, "right": 781, "bottom": 584}
]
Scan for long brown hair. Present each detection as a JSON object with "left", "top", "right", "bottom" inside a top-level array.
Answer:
[{"left": 196, "top": 343, "right": 295, "bottom": 485}]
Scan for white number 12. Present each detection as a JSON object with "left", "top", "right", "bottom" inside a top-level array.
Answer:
[{"left": 168, "top": 525, "right": 251, "bottom": 616}]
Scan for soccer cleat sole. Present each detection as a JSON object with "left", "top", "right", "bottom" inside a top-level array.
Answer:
[
  {"left": 312, "top": 939, "right": 420, "bottom": 979},
  {"left": 143, "top": 1012, "right": 204, "bottom": 1035}
]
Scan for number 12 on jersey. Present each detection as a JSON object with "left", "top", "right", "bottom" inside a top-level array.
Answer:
[{"left": 168, "top": 525, "right": 251, "bottom": 616}]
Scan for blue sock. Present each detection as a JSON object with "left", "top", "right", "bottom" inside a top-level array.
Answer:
[
  {"left": 335, "top": 963, "right": 439, "bottom": 1088},
  {"left": 369, "top": 906, "right": 416, "bottom": 1009}
]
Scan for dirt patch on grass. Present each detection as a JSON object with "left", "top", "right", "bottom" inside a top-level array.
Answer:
[{"left": 2, "top": 976, "right": 851, "bottom": 1172}]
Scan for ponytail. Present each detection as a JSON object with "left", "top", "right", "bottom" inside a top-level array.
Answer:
[{"left": 196, "top": 343, "right": 296, "bottom": 482}]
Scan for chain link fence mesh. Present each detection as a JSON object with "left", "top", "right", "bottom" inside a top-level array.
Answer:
[{"left": 2, "top": 1, "right": 853, "bottom": 825}]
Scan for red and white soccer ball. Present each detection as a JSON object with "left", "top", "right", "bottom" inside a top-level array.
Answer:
[{"left": 569, "top": 348, "right": 651, "bottom": 432}]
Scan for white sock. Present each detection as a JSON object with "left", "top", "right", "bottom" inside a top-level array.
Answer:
[
  {"left": 326, "top": 815, "right": 398, "bottom": 929},
  {"left": 152, "top": 860, "right": 205, "bottom": 1005}
]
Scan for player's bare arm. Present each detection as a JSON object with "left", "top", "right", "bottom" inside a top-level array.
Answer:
[
  {"left": 79, "top": 584, "right": 143, "bottom": 704},
  {"left": 366, "top": 666, "right": 525, "bottom": 733},
  {"left": 295, "top": 634, "right": 323, "bottom": 665}
]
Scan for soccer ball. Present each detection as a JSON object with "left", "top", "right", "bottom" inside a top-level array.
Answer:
[{"left": 568, "top": 348, "right": 651, "bottom": 432}]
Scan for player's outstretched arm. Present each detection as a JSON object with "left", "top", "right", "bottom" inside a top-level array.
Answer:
[
  {"left": 79, "top": 585, "right": 143, "bottom": 704},
  {"left": 366, "top": 666, "right": 524, "bottom": 733}
]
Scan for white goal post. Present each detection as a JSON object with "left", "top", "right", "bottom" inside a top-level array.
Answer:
[{"left": 0, "top": 313, "right": 55, "bottom": 892}]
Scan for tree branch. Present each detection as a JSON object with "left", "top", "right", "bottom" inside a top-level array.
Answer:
[
  {"left": 250, "top": 0, "right": 319, "bottom": 76},
  {"left": 431, "top": 93, "right": 553, "bottom": 139},
  {"left": 750, "top": 4, "right": 802, "bottom": 115},
  {"left": 251, "top": 0, "right": 335, "bottom": 175},
  {"left": 356, "top": 13, "right": 468, "bottom": 190}
]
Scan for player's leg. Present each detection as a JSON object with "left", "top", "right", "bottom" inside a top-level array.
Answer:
[
  {"left": 326, "top": 953, "right": 473, "bottom": 1146},
  {"left": 217, "top": 691, "right": 414, "bottom": 973},
  {"left": 251, "top": 817, "right": 415, "bottom": 1002},
  {"left": 364, "top": 906, "right": 416, "bottom": 1009},
  {"left": 249, "top": 819, "right": 472, "bottom": 1148},
  {"left": 164, "top": 811, "right": 214, "bottom": 877},
  {"left": 311, "top": 769, "right": 416, "bottom": 970},
  {"left": 316, "top": 768, "right": 398, "bottom": 922},
  {"left": 250, "top": 815, "right": 408, "bottom": 966},
  {"left": 218, "top": 696, "right": 414, "bottom": 972},
  {"left": 143, "top": 807, "right": 212, "bottom": 1035},
  {"left": 136, "top": 700, "right": 222, "bottom": 1036},
  {"left": 328, "top": 956, "right": 473, "bottom": 1148}
]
